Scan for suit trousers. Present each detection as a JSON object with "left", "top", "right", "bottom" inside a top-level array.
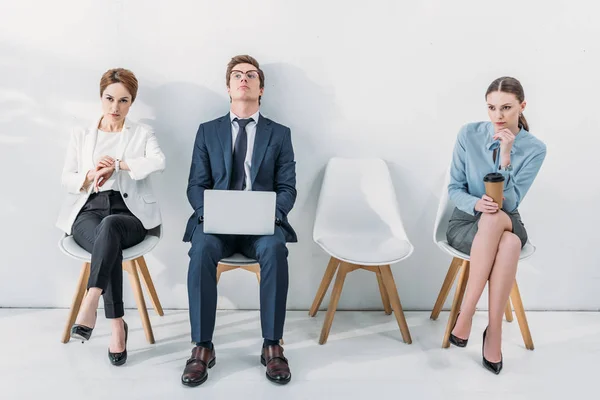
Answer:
[
  {"left": 187, "top": 226, "right": 289, "bottom": 343},
  {"left": 72, "top": 190, "right": 147, "bottom": 318}
]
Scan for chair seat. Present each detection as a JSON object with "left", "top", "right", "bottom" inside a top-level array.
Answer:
[
  {"left": 436, "top": 240, "right": 536, "bottom": 262},
  {"left": 315, "top": 234, "right": 413, "bottom": 266},
  {"left": 59, "top": 234, "right": 161, "bottom": 263},
  {"left": 219, "top": 253, "right": 258, "bottom": 266}
]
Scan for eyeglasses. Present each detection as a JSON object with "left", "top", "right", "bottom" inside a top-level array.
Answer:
[{"left": 230, "top": 70, "right": 260, "bottom": 80}]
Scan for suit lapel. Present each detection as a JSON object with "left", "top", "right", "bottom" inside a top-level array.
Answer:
[
  {"left": 250, "top": 114, "right": 272, "bottom": 185},
  {"left": 82, "top": 130, "right": 98, "bottom": 171},
  {"left": 216, "top": 114, "right": 233, "bottom": 184},
  {"left": 115, "top": 119, "right": 134, "bottom": 160},
  {"left": 83, "top": 118, "right": 100, "bottom": 171}
]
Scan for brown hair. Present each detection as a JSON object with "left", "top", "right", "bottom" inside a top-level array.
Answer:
[
  {"left": 99, "top": 68, "right": 139, "bottom": 103},
  {"left": 226, "top": 55, "right": 265, "bottom": 103},
  {"left": 485, "top": 76, "right": 529, "bottom": 131}
]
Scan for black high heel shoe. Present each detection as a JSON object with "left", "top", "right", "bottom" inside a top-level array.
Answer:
[
  {"left": 108, "top": 320, "right": 128, "bottom": 366},
  {"left": 482, "top": 327, "right": 503, "bottom": 375},
  {"left": 70, "top": 311, "right": 97, "bottom": 342},
  {"left": 449, "top": 312, "right": 469, "bottom": 348}
]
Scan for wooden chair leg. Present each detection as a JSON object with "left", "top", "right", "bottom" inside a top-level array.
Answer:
[
  {"left": 442, "top": 260, "right": 470, "bottom": 348},
  {"left": 319, "top": 262, "right": 350, "bottom": 345},
  {"left": 375, "top": 269, "right": 392, "bottom": 315},
  {"left": 125, "top": 260, "right": 155, "bottom": 344},
  {"left": 309, "top": 257, "right": 340, "bottom": 317},
  {"left": 62, "top": 262, "right": 90, "bottom": 343},
  {"left": 216, "top": 264, "right": 225, "bottom": 283},
  {"left": 510, "top": 281, "right": 534, "bottom": 350},
  {"left": 135, "top": 256, "right": 164, "bottom": 317},
  {"left": 379, "top": 265, "right": 412, "bottom": 344},
  {"left": 430, "top": 257, "right": 462, "bottom": 320},
  {"left": 216, "top": 264, "right": 238, "bottom": 283},
  {"left": 505, "top": 298, "right": 513, "bottom": 322},
  {"left": 241, "top": 264, "right": 261, "bottom": 284}
]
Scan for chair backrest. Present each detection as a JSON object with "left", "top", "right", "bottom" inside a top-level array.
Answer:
[
  {"left": 433, "top": 168, "right": 455, "bottom": 244},
  {"left": 147, "top": 224, "right": 162, "bottom": 239},
  {"left": 313, "top": 157, "right": 409, "bottom": 241}
]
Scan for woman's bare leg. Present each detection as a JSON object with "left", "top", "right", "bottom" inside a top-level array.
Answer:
[
  {"left": 485, "top": 231, "right": 521, "bottom": 362},
  {"left": 452, "top": 211, "right": 512, "bottom": 339}
]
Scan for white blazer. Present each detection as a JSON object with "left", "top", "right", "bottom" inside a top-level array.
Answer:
[{"left": 56, "top": 118, "right": 166, "bottom": 234}]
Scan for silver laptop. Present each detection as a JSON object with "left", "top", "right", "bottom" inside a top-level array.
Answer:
[{"left": 203, "top": 190, "right": 276, "bottom": 235}]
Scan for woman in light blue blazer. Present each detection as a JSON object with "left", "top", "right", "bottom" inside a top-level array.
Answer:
[{"left": 446, "top": 77, "right": 546, "bottom": 374}]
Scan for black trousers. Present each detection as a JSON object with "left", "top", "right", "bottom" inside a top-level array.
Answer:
[{"left": 72, "top": 190, "right": 147, "bottom": 318}]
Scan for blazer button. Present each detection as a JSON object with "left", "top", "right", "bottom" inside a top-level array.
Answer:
[{"left": 123, "top": 193, "right": 128, "bottom": 198}]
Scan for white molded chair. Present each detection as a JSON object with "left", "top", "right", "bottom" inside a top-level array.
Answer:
[
  {"left": 430, "top": 170, "right": 534, "bottom": 350},
  {"left": 59, "top": 225, "right": 164, "bottom": 344},
  {"left": 309, "top": 158, "right": 413, "bottom": 345}
]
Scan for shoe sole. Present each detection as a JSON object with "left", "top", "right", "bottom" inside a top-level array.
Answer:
[
  {"left": 482, "top": 360, "right": 502, "bottom": 375},
  {"left": 261, "top": 356, "right": 291, "bottom": 385},
  {"left": 110, "top": 357, "right": 127, "bottom": 366},
  {"left": 70, "top": 332, "right": 90, "bottom": 342},
  {"left": 181, "top": 358, "right": 216, "bottom": 387},
  {"left": 449, "top": 335, "right": 468, "bottom": 348}
]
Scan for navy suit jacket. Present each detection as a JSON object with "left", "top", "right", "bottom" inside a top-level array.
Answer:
[{"left": 183, "top": 113, "right": 298, "bottom": 243}]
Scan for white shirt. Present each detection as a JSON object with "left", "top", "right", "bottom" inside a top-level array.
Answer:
[
  {"left": 93, "top": 129, "right": 120, "bottom": 191},
  {"left": 230, "top": 110, "right": 260, "bottom": 191}
]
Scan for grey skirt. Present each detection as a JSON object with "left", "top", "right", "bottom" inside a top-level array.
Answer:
[{"left": 446, "top": 207, "right": 528, "bottom": 255}]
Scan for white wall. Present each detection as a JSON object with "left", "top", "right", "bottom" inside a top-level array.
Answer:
[{"left": 1, "top": 0, "right": 599, "bottom": 311}]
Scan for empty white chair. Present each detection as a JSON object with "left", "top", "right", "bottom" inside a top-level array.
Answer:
[
  {"left": 430, "top": 170, "right": 534, "bottom": 350},
  {"left": 59, "top": 225, "right": 164, "bottom": 344},
  {"left": 309, "top": 157, "right": 413, "bottom": 345}
]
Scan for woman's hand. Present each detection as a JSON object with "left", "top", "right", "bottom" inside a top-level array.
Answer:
[
  {"left": 96, "top": 155, "right": 115, "bottom": 169},
  {"left": 493, "top": 128, "right": 515, "bottom": 161},
  {"left": 86, "top": 169, "right": 96, "bottom": 181},
  {"left": 80, "top": 169, "right": 97, "bottom": 191},
  {"left": 475, "top": 194, "right": 499, "bottom": 213},
  {"left": 93, "top": 166, "right": 115, "bottom": 192}
]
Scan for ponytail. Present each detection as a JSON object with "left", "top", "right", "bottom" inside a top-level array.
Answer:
[{"left": 518, "top": 113, "right": 529, "bottom": 131}]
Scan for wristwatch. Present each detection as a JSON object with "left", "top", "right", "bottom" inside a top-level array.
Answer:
[{"left": 115, "top": 159, "right": 120, "bottom": 173}]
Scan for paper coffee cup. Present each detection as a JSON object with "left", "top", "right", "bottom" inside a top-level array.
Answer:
[{"left": 483, "top": 172, "right": 505, "bottom": 209}]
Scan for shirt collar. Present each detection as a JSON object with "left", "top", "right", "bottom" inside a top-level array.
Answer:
[
  {"left": 230, "top": 110, "right": 260, "bottom": 124},
  {"left": 90, "top": 116, "right": 132, "bottom": 132},
  {"left": 485, "top": 124, "right": 527, "bottom": 154}
]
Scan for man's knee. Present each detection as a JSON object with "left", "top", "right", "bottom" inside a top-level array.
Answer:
[
  {"left": 256, "top": 238, "right": 287, "bottom": 261},
  {"left": 189, "top": 233, "right": 225, "bottom": 266}
]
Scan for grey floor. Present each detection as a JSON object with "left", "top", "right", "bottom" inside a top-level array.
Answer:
[{"left": 0, "top": 309, "right": 597, "bottom": 399}]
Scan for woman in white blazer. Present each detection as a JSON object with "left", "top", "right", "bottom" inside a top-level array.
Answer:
[{"left": 57, "top": 68, "right": 165, "bottom": 366}]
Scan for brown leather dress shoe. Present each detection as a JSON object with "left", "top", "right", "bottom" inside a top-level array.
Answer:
[
  {"left": 261, "top": 344, "right": 291, "bottom": 384},
  {"left": 181, "top": 346, "right": 216, "bottom": 387}
]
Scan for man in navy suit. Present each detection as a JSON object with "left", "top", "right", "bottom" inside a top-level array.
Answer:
[{"left": 181, "top": 55, "right": 297, "bottom": 387}]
